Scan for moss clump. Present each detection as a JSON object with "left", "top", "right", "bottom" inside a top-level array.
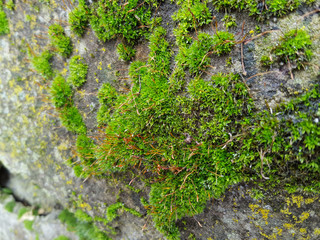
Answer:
[
  {"left": 176, "top": 31, "right": 235, "bottom": 75},
  {"left": 18, "top": 207, "right": 29, "bottom": 219},
  {"left": 48, "top": 24, "right": 73, "bottom": 57},
  {"left": 90, "top": 0, "right": 159, "bottom": 43},
  {"left": 172, "top": 0, "right": 212, "bottom": 46},
  {"left": 58, "top": 209, "right": 111, "bottom": 240},
  {"left": 273, "top": 28, "right": 313, "bottom": 70},
  {"left": 23, "top": 220, "right": 34, "bottom": 231},
  {"left": 50, "top": 75, "right": 73, "bottom": 108},
  {"left": 0, "top": 7, "right": 9, "bottom": 35},
  {"left": 53, "top": 236, "right": 70, "bottom": 240},
  {"left": 116, "top": 43, "right": 136, "bottom": 61},
  {"left": 68, "top": 0, "right": 90, "bottom": 36},
  {"left": 76, "top": 134, "right": 96, "bottom": 174},
  {"left": 30, "top": 50, "right": 54, "bottom": 79},
  {"left": 106, "top": 202, "right": 142, "bottom": 223},
  {"left": 4, "top": 201, "right": 15, "bottom": 212},
  {"left": 211, "top": 0, "right": 313, "bottom": 19},
  {"left": 67, "top": 55, "right": 88, "bottom": 88},
  {"left": 59, "top": 106, "right": 86, "bottom": 134},
  {"left": 97, "top": 83, "right": 119, "bottom": 125},
  {"left": 222, "top": 14, "right": 237, "bottom": 30}
]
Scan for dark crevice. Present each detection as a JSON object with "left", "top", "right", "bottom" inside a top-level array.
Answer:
[
  {"left": 0, "top": 163, "right": 31, "bottom": 207},
  {"left": 0, "top": 163, "right": 10, "bottom": 188}
]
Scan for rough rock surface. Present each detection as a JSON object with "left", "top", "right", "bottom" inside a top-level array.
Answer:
[{"left": 0, "top": 0, "right": 320, "bottom": 239}]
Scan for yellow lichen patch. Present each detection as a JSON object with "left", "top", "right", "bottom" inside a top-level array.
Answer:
[
  {"left": 79, "top": 201, "right": 92, "bottom": 211},
  {"left": 276, "top": 227, "right": 282, "bottom": 236},
  {"left": 260, "top": 232, "right": 277, "bottom": 240},
  {"left": 305, "top": 198, "right": 317, "bottom": 204},
  {"left": 13, "top": 85, "right": 23, "bottom": 95},
  {"left": 15, "top": 20, "right": 24, "bottom": 31},
  {"left": 50, "top": 0, "right": 58, "bottom": 8},
  {"left": 314, "top": 228, "right": 320, "bottom": 236},
  {"left": 300, "top": 228, "right": 307, "bottom": 234},
  {"left": 291, "top": 195, "right": 304, "bottom": 208},
  {"left": 258, "top": 208, "right": 270, "bottom": 220},
  {"left": 66, "top": 180, "right": 73, "bottom": 185},
  {"left": 59, "top": 171, "right": 66, "bottom": 180},
  {"left": 281, "top": 208, "right": 292, "bottom": 215},
  {"left": 283, "top": 223, "right": 294, "bottom": 229},
  {"left": 77, "top": 89, "right": 86, "bottom": 98},
  {"left": 296, "top": 212, "right": 310, "bottom": 224},
  {"left": 29, "top": 15, "right": 37, "bottom": 30},
  {"left": 97, "top": 61, "right": 102, "bottom": 70},
  {"left": 11, "top": 65, "right": 21, "bottom": 73},
  {"left": 61, "top": 68, "right": 68, "bottom": 76},
  {"left": 249, "top": 204, "right": 259, "bottom": 212},
  {"left": 58, "top": 142, "right": 69, "bottom": 151}
]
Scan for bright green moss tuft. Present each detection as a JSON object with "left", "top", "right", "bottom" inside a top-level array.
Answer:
[
  {"left": 59, "top": 106, "right": 86, "bottom": 134},
  {"left": 4, "top": 201, "right": 15, "bottom": 212},
  {"left": 211, "top": 0, "right": 311, "bottom": 18},
  {"left": 48, "top": 24, "right": 73, "bottom": 57},
  {"left": 58, "top": 209, "right": 111, "bottom": 240},
  {"left": 212, "top": 31, "right": 235, "bottom": 56},
  {"left": 69, "top": 0, "right": 90, "bottom": 36},
  {"left": 90, "top": 0, "right": 159, "bottom": 43},
  {"left": 97, "top": 82, "right": 119, "bottom": 125},
  {"left": 50, "top": 75, "right": 73, "bottom": 108},
  {"left": 18, "top": 207, "right": 29, "bottom": 219},
  {"left": 67, "top": 55, "right": 88, "bottom": 88},
  {"left": 172, "top": 0, "right": 212, "bottom": 46},
  {"left": 53, "top": 236, "right": 70, "bottom": 240},
  {"left": 30, "top": 50, "right": 54, "bottom": 79},
  {"left": 0, "top": 7, "right": 9, "bottom": 35},
  {"left": 175, "top": 31, "right": 235, "bottom": 75},
  {"left": 76, "top": 134, "right": 95, "bottom": 166},
  {"left": 273, "top": 28, "right": 313, "bottom": 70},
  {"left": 23, "top": 220, "right": 34, "bottom": 231},
  {"left": 116, "top": 43, "right": 136, "bottom": 61}
]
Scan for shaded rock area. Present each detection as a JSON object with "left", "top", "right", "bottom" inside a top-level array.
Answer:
[{"left": 0, "top": 0, "right": 320, "bottom": 239}]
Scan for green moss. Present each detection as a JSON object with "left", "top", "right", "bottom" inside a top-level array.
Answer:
[
  {"left": 211, "top": 0, "right": 311, "bottom": 19},
  {"left": 222, "top": 14, "right": 237, "bottom": 30},
  {"left": 106, "top": 202, "right": 142, "bottom": 223},
  {"left": 0, "top": 7, "right": 9, "bottom": 35},
  {"left": 59, "top": 106, "right": 86, "bottom": 134},
  {"left": 30, "top": 50, "right": 54, "bottom": 79},
  {"left": 90, "top": 0, "right": 159, "bottom": 43},
  {"left": 117, "top": 43, "right": 136, "bottom": 61},
  {"left": 48, "top": 24, "right": 73, "bottom": 57},
  {"left": 273, "top": 28, "right": 313, "bottom": 70},
  {"left": 97, "top": 83, "right": 119, "bottom": 125},
  {"left": 18, "top": 207, "right": 29, "bottom": 219},
  {"left": 50, "top": 75, "right": 73, "bottom": 108},
  {"left": 76, "top": 134, "right": 96, "bottom": 171},
  {"left": 172, "top": 0, "right": 212, "bottom": 46},
  {"left": 53, "top": 236, "right": 70, "bottom": 240},
  {"left": 176, "top": 31, "right": 235, "bottom": 75},
  {"left": 75, "top": 209, "right": 92, "bottom": 222},
  {"left": 67, "top": 55, "right": 88, "bottom": 88},
  {"left": 23, "top": 220, "right": 34, "bottom": 231},
  {"left": 4, "top": 201, "right": 15, "bottom": 212},
  {"left": 69, "top": 0, "right": 90, "bottom": 36},
  {"left": 58, "top": 209, "right": 111, "bottom": 240},
  {"left": 106, "top": 202, "right": 123, "bottom": 222},
  {"left": 98, "top": 83, "right": 118, "bottom": 106}
]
